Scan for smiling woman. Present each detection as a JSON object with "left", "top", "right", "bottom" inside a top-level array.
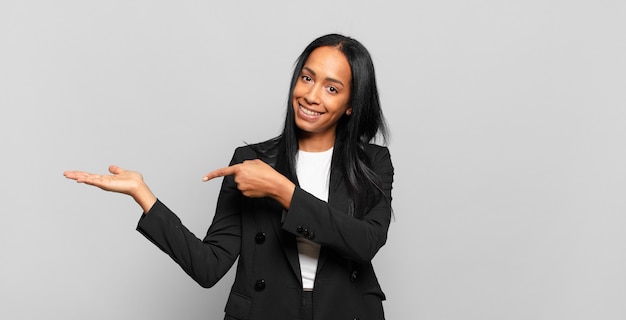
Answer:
[
  {"left": 64, "top": 33, "right": 393, "bottom": 320},
  {"left": 293, "top": 46, "right": 353, "bottom": 151}
]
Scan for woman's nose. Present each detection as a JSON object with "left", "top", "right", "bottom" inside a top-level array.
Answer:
[{"left": 303, "top": 85, "right": 321, "bottom": 105}]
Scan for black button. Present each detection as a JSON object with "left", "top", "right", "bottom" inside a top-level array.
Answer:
[
  {"left": 350, "top": 270, "right": 358, "bottom": 282},
  {"left": 296, "top": 226, "right": 304, "bottom": 234},
  {"left": 303, "top": 228, "right": 310, "bottom": 237},
  {"left": 254, "top": 279, "right": 266, "bottom": 291},
  {"left": 306, "top": 231, "right": 315, "bottom": 240},
  {"left": 255, "top": 232, "right": 266, "bottom": 244}
]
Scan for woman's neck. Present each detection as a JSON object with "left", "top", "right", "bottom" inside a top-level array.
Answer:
[{"left": 298, "top": 134, "right": 335, "bottom": 152}]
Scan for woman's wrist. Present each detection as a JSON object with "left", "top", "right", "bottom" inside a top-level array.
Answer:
[
  {"left": 272, "top": 176, "right": 295, "bottom": 209},
  {"left": 132, "top": 182, "right": 157, "bottom": 213}
]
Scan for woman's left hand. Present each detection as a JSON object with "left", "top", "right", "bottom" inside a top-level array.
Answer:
[{"left": 203, "top": 159, "right": 295, "bottom": 208}]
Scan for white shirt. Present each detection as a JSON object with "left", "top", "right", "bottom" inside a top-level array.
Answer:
[{"left": 295, "top": 147, "right": 333, "bottom": 291}]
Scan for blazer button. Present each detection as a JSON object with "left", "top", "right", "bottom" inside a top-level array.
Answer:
[
  {"left": 254, "top": 279, "right": 266, "bottom": 291},
  {"left": 296, "top": 226, "right": 304, "bottom": 234},
  {"left": 350, "top": 270, "right": 358, "bottom": 282},
  {"left": 255, "top": 232, "right": 266, "bottom": 244},
  {"left": 303, "top": 228, "right": 310, "bottom": 237},
  {"left": 306, "top": 231, "right": 315, "bottom": 240}
]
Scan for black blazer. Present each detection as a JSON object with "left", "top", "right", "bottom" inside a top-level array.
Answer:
[{"left": 137, "top": 141, "right": 394, "bottom": 320}]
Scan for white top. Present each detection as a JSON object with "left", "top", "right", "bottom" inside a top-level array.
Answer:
[{"left": 295, "top": 147, "right": 333, "bottom": 291}]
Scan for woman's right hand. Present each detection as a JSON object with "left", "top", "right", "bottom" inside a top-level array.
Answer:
[{"left": 64, "top": 165, "right": 157, "bottom": 212}]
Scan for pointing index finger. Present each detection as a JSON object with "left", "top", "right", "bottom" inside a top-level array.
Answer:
[{"left": 202, "top": 164, "right": 239, "bottom": 182}]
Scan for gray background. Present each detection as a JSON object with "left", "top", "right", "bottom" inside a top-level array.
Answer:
[{"left": 1, "top": 1, "right": 625, "bottom": 319}]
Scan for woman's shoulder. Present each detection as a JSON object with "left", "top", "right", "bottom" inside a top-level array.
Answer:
[
  {"left": 363, "top": 143, "right": 393, "bottom": 172},
  {"left": 364, "top": 143, "right": 391, "bottom": 156},
  {"left": 232, "top": 137, "right": 280, "bottom": 161}
]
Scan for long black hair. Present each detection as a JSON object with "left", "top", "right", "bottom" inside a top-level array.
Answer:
[{"left": 256, "top": 33, "right": 389, "bottom": 218}]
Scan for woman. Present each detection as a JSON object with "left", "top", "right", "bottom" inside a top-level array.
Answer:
[{"left": 65, "top": 33, "right": 394, "bottom": 320}]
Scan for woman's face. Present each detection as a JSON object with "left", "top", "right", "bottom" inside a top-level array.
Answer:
[{"left": 292, "top": 46, "right": 352, "bottom": 149}]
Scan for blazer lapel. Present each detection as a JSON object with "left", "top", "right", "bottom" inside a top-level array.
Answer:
[
  {"left": 269, "top": 200, "right": 303, "bottom": 284},
  {"left": 316, "top": 166, "right": 348, "bottom": 273},
  {"left": 267, "top": 166, "right": 351, "bottom": 286}
]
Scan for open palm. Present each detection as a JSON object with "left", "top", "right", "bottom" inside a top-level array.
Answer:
[{"left": 64, "top": 165, "right": 144, "bottom": 195}]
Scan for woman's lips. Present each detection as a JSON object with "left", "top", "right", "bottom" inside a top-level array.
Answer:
[{"left": 299, "top": 104, "right": 323, "bottom": 117}]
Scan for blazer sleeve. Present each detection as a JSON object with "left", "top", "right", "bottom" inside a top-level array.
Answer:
[
  {"left": 281, "top": 145, "right": 394, "bottom": 263},
  {"left": 136, "top": 152, "right": 243, "bottom": 288}
]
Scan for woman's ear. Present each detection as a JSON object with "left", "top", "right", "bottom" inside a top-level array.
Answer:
[{"left": 346, "top": 107, "right": 352, "bottom": 116}]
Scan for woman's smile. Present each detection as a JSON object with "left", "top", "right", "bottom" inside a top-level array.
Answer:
[{"left": 298, "top": 103, "right": 324, "bottom": 118}]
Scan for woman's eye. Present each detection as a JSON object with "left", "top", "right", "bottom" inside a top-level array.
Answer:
[
  {"left": 328, "top": 86, "right": 337, "bottom": 93},
  {"left": 301, "top": 75, "right": 312, "bottom": 82}
]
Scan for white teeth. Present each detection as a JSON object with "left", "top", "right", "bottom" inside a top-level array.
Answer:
[{"left": 300, "top": 105, "right": 322, "bottom": 116}]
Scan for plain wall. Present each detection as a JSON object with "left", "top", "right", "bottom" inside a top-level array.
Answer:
[{"left": 1, "top": 1, "right": 625, "bottom": 319}]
